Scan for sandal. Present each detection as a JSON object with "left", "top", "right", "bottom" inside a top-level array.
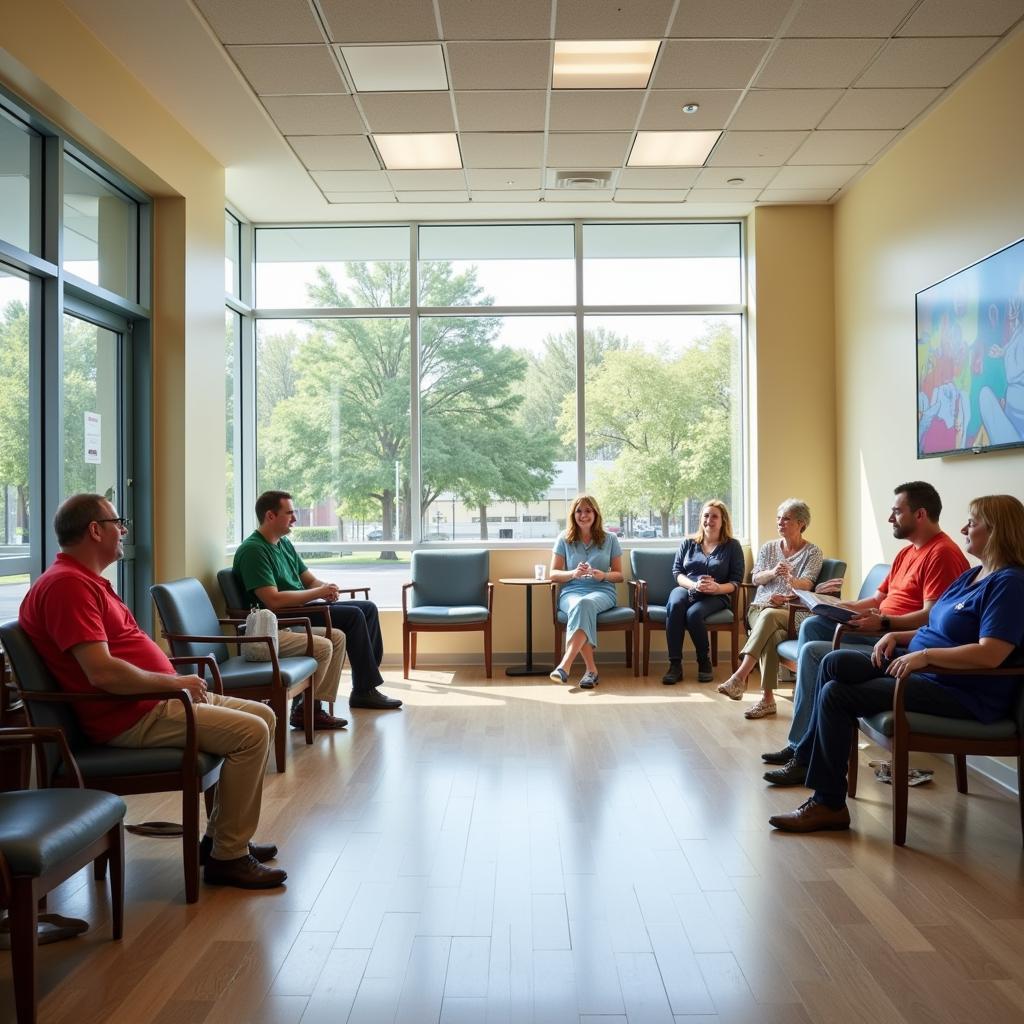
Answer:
[
  {"left": 549, "top": 667, "right": 568, "bottom": 683},
  {"left": 717, "top": 676, "right": 745, "bottom": 700},
  {"left": 744, "top": 697, "right": 777, "bottom": 719}
]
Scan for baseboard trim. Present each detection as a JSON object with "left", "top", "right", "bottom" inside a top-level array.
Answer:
[{"left": 968, "top": 755, "right": 1020, "bottom": 796}]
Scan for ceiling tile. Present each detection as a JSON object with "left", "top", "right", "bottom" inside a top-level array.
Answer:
[
  {"left": 468, "top": 190, "right": 544, "bottom": 202},
  {"left": 309, "top": 169, "right": 391, "bottom": 189},
  {"left": 226, "top": 45, "right": 345, "bottom": 95},
  {"left": 549, "top": 91, "right": 644, "bottom": 131},
  {"left": 465, "top": 168, "right": 543, "bottom": 189},
  {"left": 788, "top": 129, "right": 897, "bottom": 164},
  {"left": 438, "top": 0, "right": 552, "bottom": 39},
  {"left": 460, "top": 133, "right": 545, "bottom": 168},
  {"left": 447, "top": 42, "right": 552, "bottom": 90},
  {"left": 324, "top": 191, "right": 397, "bottom": 203},
  {"left": 654, "top": 40, "right": 770, "bottom": 89},
  {"left": 613, "top": 189, "right": 691, "bottom": 202},
  {"left": 695, "top": 166, "right": 778, "bottom": 187},
  {"left": 769, "top": 164, "right": 862, "bottom": 188},
  {"left": 729, "top": 89, "right": 842, "bottom": 130},
  {"left": 617, "top": 168, "right": 700, "bottom": 188},
  {"left": 706, "top": 130, "right": 808, "bottom": 165},
  {"left": 547, "top": 132, "right": 632, "bottom": 166},
  {"left": 856, "top": 37, "right": 997, "bottom": 87},
  {"left": 759, "top": 188, "right": 838, "bottom": 202},
  {"left": 543, "top": 190, "right": 615, "bottom": 202},
  {"left": 396, "top": 190, "right": 470, "bottom": 202},
  {"left": 288, "top": 135, "right": 381, "bottom": 170},
  {"left": 756, "top": 39, "right": 882, "bottom": 88},
  {"left": 319, "top": 0, "right": 439, "bottom": 42},
  {"left": 687, "top": 187, "right": 762, "bottom": 202},
  {"left": 784, "top": 0, "right": 918, "bottom": 37},
  {"left": 358, "top": 93, "right": 455, "bottom": 132},
  {"left": 639, "top": 90, "right": 741, "bottom": 130},
  {"left": 897, "top": 0, "right": 1024, "bottom": 36},
  {"left": 454, "top": 91, "right": 547, "bottom": 131},
  {"left": 819, "top": 88, "right": 942, "bottom": 129},
  {"left": 554, "top": 0, "right": 675, "bottom": 39},
  {"left": 265, "top": 96, "right": 364, "bottom": 135},
  {"left": 194, "top": 0, "right": 323, "bottom": 44},
  {"left": 340, "top": 44, "right": 448, "bottom": 91},
  {"left": 669, "top": 0, "right": 792, "bottom": 38},
  {"left": 387, "top": 169, "right": 467, "bottom": 189}
]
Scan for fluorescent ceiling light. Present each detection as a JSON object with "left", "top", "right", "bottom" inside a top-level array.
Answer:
[
  {"left": 340, "top": 44, "right": 448, "bottom": 92},
  {"left": 553, "top": 40, "right": 660, "bottom": 89},
  {"left": 375, "top": 133, "right": 463, "bottom": 170},
  {"left": 628, "top": 131, "right": 722, "bottom": 167}
]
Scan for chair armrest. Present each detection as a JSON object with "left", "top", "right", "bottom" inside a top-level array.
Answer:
[
  {"left": 626, "top": 578, "right": 647, "bottom": 617},
  {"left": 0, "top": 725, "right": 84, "bottom": 788},
  {"left": 549, "top": 581, "right": 560, "bottom": 623},
  {"left": 402, "top": 581, "right": 413, "bottom": 617},
  {"left": 337, "top": 587, "right": 370, "bottom": 599},
  {"left": 486, "top": 581, "right": 494, "bottom": 613},
  {"left": 275, "top": 617, "right": 315, "bottom": 656},
  {"left": 169, "top": 655, "right": 225, "bottom": 695}
]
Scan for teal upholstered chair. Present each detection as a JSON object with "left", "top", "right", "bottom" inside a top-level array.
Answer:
[
  {"left": 775, "top": 561, "right": 888, "bottom": 672},
  {"left": 0, "top": 726, "right": 126, "bottom": 1024},
  {"left": 552, "top": 574, "right": 639, "bottom": 677},
  {"left": 402, "top": 550, "right": 493, "bottom": 678},
  {"left": 151, "top": 578, "right": 320, "bottom": 773},
  {"left": 0, "top": 620, "right": 220, "bottom": 905}
]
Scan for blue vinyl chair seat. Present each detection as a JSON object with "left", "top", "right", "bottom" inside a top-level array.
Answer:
[
  {"left": 0, "top": 789, "right": 127, "bottom": 877},
  {"left": 216, "top": 654, "right": 320, "bottom": 689},
  {"left": 776, "top": 638, "right": 799, "bottom": 663},
  {"left": 59, "top": 746, "right": 224, "bottom": 779},
  {"left": 556, "top": 605, "right": 636, "bottom": 627},
  {"left": 406, "top": 605, "right": 490, "bottom": 624}
]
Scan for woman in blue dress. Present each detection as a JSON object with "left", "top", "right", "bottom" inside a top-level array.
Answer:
[
  {"left": 662, "top": 500, "right": 745, "bottom": 684},
  {"left": 549, "top": 494, "right": 623, "bottom": 689}
]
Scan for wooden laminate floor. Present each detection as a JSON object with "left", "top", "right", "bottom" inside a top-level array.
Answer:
[{"left": 3, "top": 664, "right": 1024, "bottom": 1024}]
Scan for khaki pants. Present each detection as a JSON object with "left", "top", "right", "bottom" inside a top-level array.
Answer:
[
  {"left": 740, "top": 606, "right": 791, "bottom": 693},
  {"left": 111, "top": 692, "right": 275, "bottom": 860},
  {"left": 277, "top": 626, "right": 345, "bottom": 703}
]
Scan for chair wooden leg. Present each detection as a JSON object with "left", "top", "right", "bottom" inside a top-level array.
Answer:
[
  {"left": 847, "top": 730, "right": 859, "bottom": 798},
  {"left": 710, "top": 634, "right": 719, "bottom": 667},
  {"left": 624, "top": 630, "right": 632, "bottom": 669},
  {"left": 411, "top": 632, "right": 418, "bottom": 669},
  {"left": 93, "top": 851, "right": 108, "bottom": 880},
  {"left": 403, "top": 623, "right": 410, "bottom": 679},
  {"left": 484, "top": 621, "right": 492, "bottom": 679},
  {"left": 10, "top": 879, "right": 38, "bottom": 1024},
  {"left": 272, "top": 692, "right": 287, "bottom": 774},
  {"left": 303, "top": 684, "right": 314, "bottom": 746},
  {"left": 1018, "top": 753, "right": 1024, "bottom": 847},
  {"left": 730, "top": 628, "right": 739, "bottom": 672},
  {"left": 892, "top": 738, "right": 909, "bottom": 846},
  {"left": 183, "top": 784, "right": 201, "bottom": 903},
  {"left": 109, "top": 822, "right": 125, "bottom": 941},
  {"left": 632, "top": 628, "right": 639, "bottom": 676},
  {"left": 954, "top": 753, "right": 969, "bottom": 793},
  {"left": 642, "top": 624, "right": 650, "bottom": 676}
]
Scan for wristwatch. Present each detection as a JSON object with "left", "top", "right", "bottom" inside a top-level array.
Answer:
[{"left": 879, "top": 615, "right": 891, "bottom": 632}]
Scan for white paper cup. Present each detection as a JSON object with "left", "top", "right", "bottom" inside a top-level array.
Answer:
[{"left": 534, "top": 564, "right": 546, "bottom": 580}]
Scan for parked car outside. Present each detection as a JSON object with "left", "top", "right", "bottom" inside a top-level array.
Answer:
[{"left": 366, "top": 529, "right": 384, "bottom": 541}]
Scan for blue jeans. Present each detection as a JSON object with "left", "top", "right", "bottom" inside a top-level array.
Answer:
[
  {"left": 793, "top": 649, "right": 974, "bottom": 806},
  {"left": 664, "top": 588, "right": 728, "bottom": 661}
]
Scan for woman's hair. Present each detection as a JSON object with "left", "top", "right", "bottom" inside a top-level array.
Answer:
[
  {"left": 968, "top": 494, "right": 1024, "bottom": 569},
  {"left": 565, "top": 494, "right": 606, "bottom": 547},
  {"left": 778, "top": 498, "right": 811, "bottom": 533},
  {"left": 694, "top": 499, "right": 734, "bottom": 544}
]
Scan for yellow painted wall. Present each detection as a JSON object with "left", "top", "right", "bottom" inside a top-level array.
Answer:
[
  {"left": 0, "top": 0, "right": 227, "bottom": 588},
  {"left": 833, "top": 31, "right": 1024, "bottom": 589}
]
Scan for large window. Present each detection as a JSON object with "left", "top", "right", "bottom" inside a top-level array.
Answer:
[{"left": 244, "top": 221, "right": 744, "bottom": 598}]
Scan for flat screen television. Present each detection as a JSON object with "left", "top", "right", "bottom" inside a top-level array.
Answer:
[{"left": 916, "top": 235, "right": 1024, "bottom": 458}]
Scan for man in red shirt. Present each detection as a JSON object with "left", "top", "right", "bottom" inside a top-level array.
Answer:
[
  {"left": 19, "top": 493, "right": 286, "bottom": 889},
  {"left": 762, "top": 480, "right": 970, "bottom": 778}
]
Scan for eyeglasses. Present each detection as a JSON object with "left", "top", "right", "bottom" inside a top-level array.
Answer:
[{"left": 96, "top": 517, "right": 131, "bottom": 529}]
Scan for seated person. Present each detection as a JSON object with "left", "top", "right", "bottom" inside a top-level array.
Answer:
[
  {"left": 718, "top": 498, "right": 834, "bottom": 717},
  {"left": 234, "top": 490, "right": 401, "bottom": 712},
  {"left": 19, "top": 493, "right": 286, "bottom": 888},
  {"left": 765, "top": 494, "right": 1024, "bottom": 833},
  {"left": 548, "top": 494, "right": 623, "bottom": 690},
  {"left": 763, "top": 480, "right": 968, "bottom": 767},
  {"left": 661, "top": 500, "right": 744, "bottom": 684}
]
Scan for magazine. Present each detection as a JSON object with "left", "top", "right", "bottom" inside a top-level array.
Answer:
[{"left": 793, "top": 589, "right": 857, "bottom": 623}]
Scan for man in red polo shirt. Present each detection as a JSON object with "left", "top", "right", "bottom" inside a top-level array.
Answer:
[{"left": 19, "top": 493, "right": 286, "bottom": 889}]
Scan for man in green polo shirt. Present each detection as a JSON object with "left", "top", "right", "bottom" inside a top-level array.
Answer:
[{"left": 234, "top": 490, "right": 402, "bottom": 714}]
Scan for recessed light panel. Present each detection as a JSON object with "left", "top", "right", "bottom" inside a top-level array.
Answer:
[
  {"left": 553, "top": 40, "right": 660, "bottom": 89},
  {"left": 340, "top": 44, "right": 448, "bottom": 92},
  {"left": 628, "top": 130, "right": 722, "bottom": 167},
  {"left": 375, "top": 133, "right": 463, "bottom": 170}
]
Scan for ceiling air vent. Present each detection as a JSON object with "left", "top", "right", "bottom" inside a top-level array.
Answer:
[{"left": 546, "top": 169, "right": 615, "bottom": 190}]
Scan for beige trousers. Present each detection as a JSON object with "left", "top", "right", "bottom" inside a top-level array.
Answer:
[
  {"left": 111, "top": 692, "right": 275, "bottom": 860},
  {"left": 277, "top": 626, "right": 345, "bottom": 703},
  {"left": 740, "top": 606, "right": 791, "bottom": 693}
]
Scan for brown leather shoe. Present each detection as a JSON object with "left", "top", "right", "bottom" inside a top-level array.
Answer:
[
  {"left": 204, "top": 853, "right": 287, "bottom": 889},
  {"left": 769, "top": 798, "right": 851, "bottom": 833},
  {"left": 312, "top": 706, "right": 348, "bottom": 729},
  {"left": 199, "top": 835, "right": 278, "bottom": 866}
]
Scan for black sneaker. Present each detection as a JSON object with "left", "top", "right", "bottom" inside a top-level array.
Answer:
[
  {"left": 763, "top": 759, "right": 808, "bottom": 787},
  {"left": 661, "top": 662, "right": 683, "bottom": 685},
  {"left": 761, "top": 745, "right": 795, "bottom": 765},
  {"left": 696, "top": 654, "right": 714, "bottom": 683}
]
